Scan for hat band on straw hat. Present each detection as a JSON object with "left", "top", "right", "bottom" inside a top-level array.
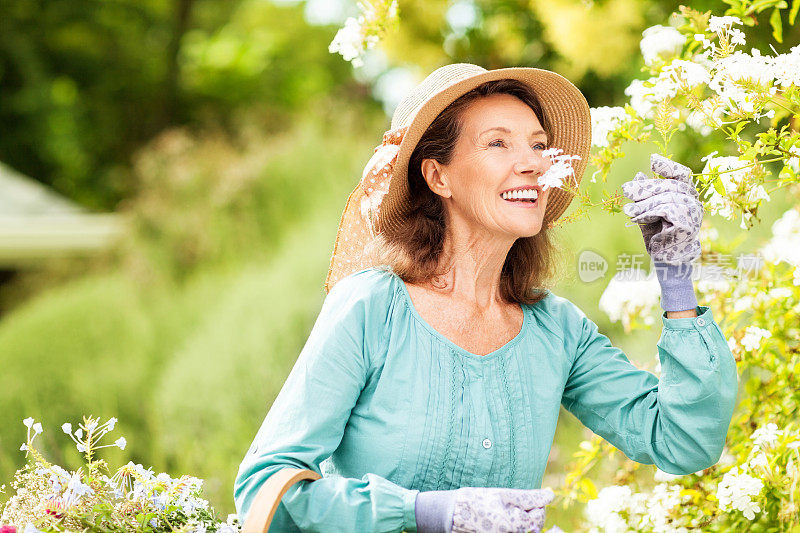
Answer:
[{"left": 359, "top": 125, "right": 409, "bottom": 237}]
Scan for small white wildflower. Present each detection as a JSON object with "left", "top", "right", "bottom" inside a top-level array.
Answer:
[
  {"left": 590, "top": 106, "right": 628, "bottom": 148},
  {"left": 654, "top": 468, "right": 681, "bottom": 482},
  {"left": 115, "top": 437, "right": 127, "bottom": 450},
  {"left": 729, "top": 27, "right": 746, "bottom": 46},
  {"left": 599, "top": 269, "right": 661, "bottom": 330},
  {"left": 751, "top": 423, "right": 783, "bottom": 448},
  {"left": 748, "top": 452, "right": 769, "bottom": 470},
  {"left": 61, "top": 423, "right": 72, "bottom": 434},
  {"left": 640, "top": 25, "right": 685, "bottom": 66},
  {"left": 329, "top": 16, "right": 366, "bottom": 65},
  {"left": 740, "top": 326, "right": 771, "bottom": 351},
  {"left": 708, "top": 15, "right": 743, "bottom": 34},
  {"left": 716, "top": 466, "right": 763, "bottom": 520},
  {"left": 23, "top": 417, "right": 34, "bottom": 429},
  {"left": 539, "top": 148, "right": 581, "bottom": 189}
]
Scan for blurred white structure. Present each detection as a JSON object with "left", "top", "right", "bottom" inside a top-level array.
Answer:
[{"left": 0, "top": 162, "right": 126, "bottom": 267}]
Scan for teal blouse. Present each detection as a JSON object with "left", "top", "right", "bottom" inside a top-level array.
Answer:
[{"left": 233, "top": 266, "right": 738, "bottom": 532}]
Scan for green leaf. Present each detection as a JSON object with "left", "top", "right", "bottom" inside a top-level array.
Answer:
[
  {"left": 771, "top": 7, "right": 784, "bottom": 42},
  {"left": 791, "top": 0, "right": 800, "bottom": 24},
  {"left": 713, "top": 175, "right": 726, "bottom": 196}
]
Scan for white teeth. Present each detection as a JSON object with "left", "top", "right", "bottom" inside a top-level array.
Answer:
[{"left": 502, "top": 189, "right": 538, "bottom": 200}]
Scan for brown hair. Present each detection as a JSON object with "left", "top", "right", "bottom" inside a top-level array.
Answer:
[{"left": 367, "top": 78, "right": 566, "bottom": 305}]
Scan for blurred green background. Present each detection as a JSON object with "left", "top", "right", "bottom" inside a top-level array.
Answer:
[{"left": 1, "top": 0, "right": 797, "bottom": 529}]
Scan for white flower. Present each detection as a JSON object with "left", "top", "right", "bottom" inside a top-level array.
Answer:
[
  {"left": 751, "top": 423, "right": 783, "bottom": 448},
  {"left": 668, "top": 59, "right": 711, "bottom": 87},
  {"left": 748, "top": 452, "right": 769, "bottom": 471},
  {"left": 329, "top": 16, "right": 365, "bottom": 65},
  {"left": 115, "top": 437, "right": 127, "bottom": 450},
  {"left": 640, "top": 25, "right": 685, "bottom": 66},
  {"left": 740, "top": 326, "right": 771, "bottom": 351},
  {"left": 32, "top": 423, "right": 43, "bottom": 435},
  {"left": 716, "top": 466, "right": 763, "bottom": 520},
  {"left": 744, "top": 184, "right": 770, "bottom": 204},
  {"left": 539, "top": 148, "right": 581, "bottom": 189},
  {"left": 708, "top": 15, "right": 743, "bottom": 34},
  {"left": 23, "top": 417, "right": 34, "bottom": 429},
  {"left": 585, "top": 485, "right": 632, "bottom": 532},
  {"left": 772, "top": 46, "right": 800, "bottom": 88},
  {"left": 61, "top": 423, "right": 72, "bottom": 434},
  {"left": 62, "top": 471, "right": 95, "bottom": 505},
  {"left": 727, "top": 336, "right": 738, "bottom": 352},
  {"left": 654, "top": 468, "right": 681, "bottom": 482},
  {"left": 645, "top": 484, "right": 686, "bottom": 531},
  {"left": 729, "top": 27, "right": 746, "bottom": 45},
  {"left": 590, "top": 106, "right": 628, "bottom": 148},
  {"left": 761, "top": 208, "right": 800, "bottom": 267},
  {"left": 624, "top": 79, "right": 655, "bottom": 118},
  {"left": 599, "top": 269, "right": 661, "bottom": 329}
]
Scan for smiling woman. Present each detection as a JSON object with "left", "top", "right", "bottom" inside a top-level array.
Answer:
[
  {"left": 233, "top": 63, "right": 738, "bottom": 533},
  {"left": 366, "top": 79, "right": 565, "bottom": 306}
]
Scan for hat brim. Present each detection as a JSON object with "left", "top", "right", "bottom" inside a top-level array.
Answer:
[{"left": 378, "top": 67, "right": 592, "bottom": 235}]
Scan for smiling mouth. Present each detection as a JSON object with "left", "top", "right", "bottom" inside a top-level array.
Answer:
[{"left": 500, "top": 188, "right": 541, "bottom": 205}]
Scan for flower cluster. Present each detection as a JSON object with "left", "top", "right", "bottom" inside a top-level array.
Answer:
[
  {"left": 598, "top": 268, "right": 661, "bottom": 331},
  {"left": 584, "top": 482, "right": 691, "bottom": 532},
  {"left": 579, "top": 422, "right": 800, "bottom": 530},
  {"left": 1, "top": 416, "right": 240, "bottom": 533},
  {"left": 588, "top": 7, "right": 800, "bottom": 231},
  {"left": 539, "top": 148, "right": 581, "bottom": 190},
  {"left": 328, "top": 0, "right": 398, "bottom": 68}
]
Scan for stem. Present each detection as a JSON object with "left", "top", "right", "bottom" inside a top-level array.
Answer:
[
  {"left": 766, "top": 97, "right": 797, "bottom": 115},
  {"left": 690, "top": 156, "right": 786, "bottom": 177}
]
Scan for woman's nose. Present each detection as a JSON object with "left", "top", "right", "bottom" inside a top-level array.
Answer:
[{"left": 514, "top": 147, "right": 549, "bottom": 176}]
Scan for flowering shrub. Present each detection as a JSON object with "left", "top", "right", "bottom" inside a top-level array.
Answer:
[
  {"left": 582, "top": 2, "right": 800, "bottom": 232},
  {"left": 0, "top": 416, "right": 240, "bottom": 533},
  {"left": 328, "top": 0, "right": 398, "bottom": 68}
]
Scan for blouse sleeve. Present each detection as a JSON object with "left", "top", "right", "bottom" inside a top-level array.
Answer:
[
  {"left": 233, "top": 272, "right": 420, "bottom": 533},
  {"left": 559, "top": 299, "right": 739, "bottom": 475}
]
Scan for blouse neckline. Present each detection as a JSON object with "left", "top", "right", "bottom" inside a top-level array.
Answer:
[{"left": 383, "top": 268, "right": 530, "bottom": 362}]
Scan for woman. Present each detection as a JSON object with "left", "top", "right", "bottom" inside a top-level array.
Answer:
[{"left": 233, "top": 63, "right": 738, "bottom": 533}]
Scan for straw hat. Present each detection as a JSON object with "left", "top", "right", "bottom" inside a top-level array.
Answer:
[{"left": 324, "top": 63, "right": 591, "bottom": 293}]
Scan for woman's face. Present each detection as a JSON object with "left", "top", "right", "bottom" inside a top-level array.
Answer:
[{"left": 423, "top": 93, "right": 553, "bottom": 240}]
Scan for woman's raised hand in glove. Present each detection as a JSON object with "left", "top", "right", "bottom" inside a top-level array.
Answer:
[
  {"left": 450, "top": 486, "right": 555, "bottom": 533},
  {"left": 621, "top": 154, "right": 703, "bottom": 264}
]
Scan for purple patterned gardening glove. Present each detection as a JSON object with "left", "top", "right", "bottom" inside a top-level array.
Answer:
[
  {"left": 621, "top": 154, "right": 703, "bottom": 264},
  {"left": 450, "top": 486, "right": 555, "bottom": 533}
]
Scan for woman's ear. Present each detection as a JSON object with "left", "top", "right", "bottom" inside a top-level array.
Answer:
[{"left": 421, "top": 158, "right": 452, "bottom": 199}]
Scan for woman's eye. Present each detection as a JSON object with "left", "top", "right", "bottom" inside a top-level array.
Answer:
[
  {"left": 532, "top": 142, "right": 547, "bottom": 150},
  {"left": 489, "top": 139, "right": 506, "bottom": 147}
]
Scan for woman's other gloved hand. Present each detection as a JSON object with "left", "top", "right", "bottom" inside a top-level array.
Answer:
[
  {"left": 416, "top": 486, "right": 555, "bottom": 533},
  {"left": 450, "top": 486, "right": 555, "bottom": 533}
]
